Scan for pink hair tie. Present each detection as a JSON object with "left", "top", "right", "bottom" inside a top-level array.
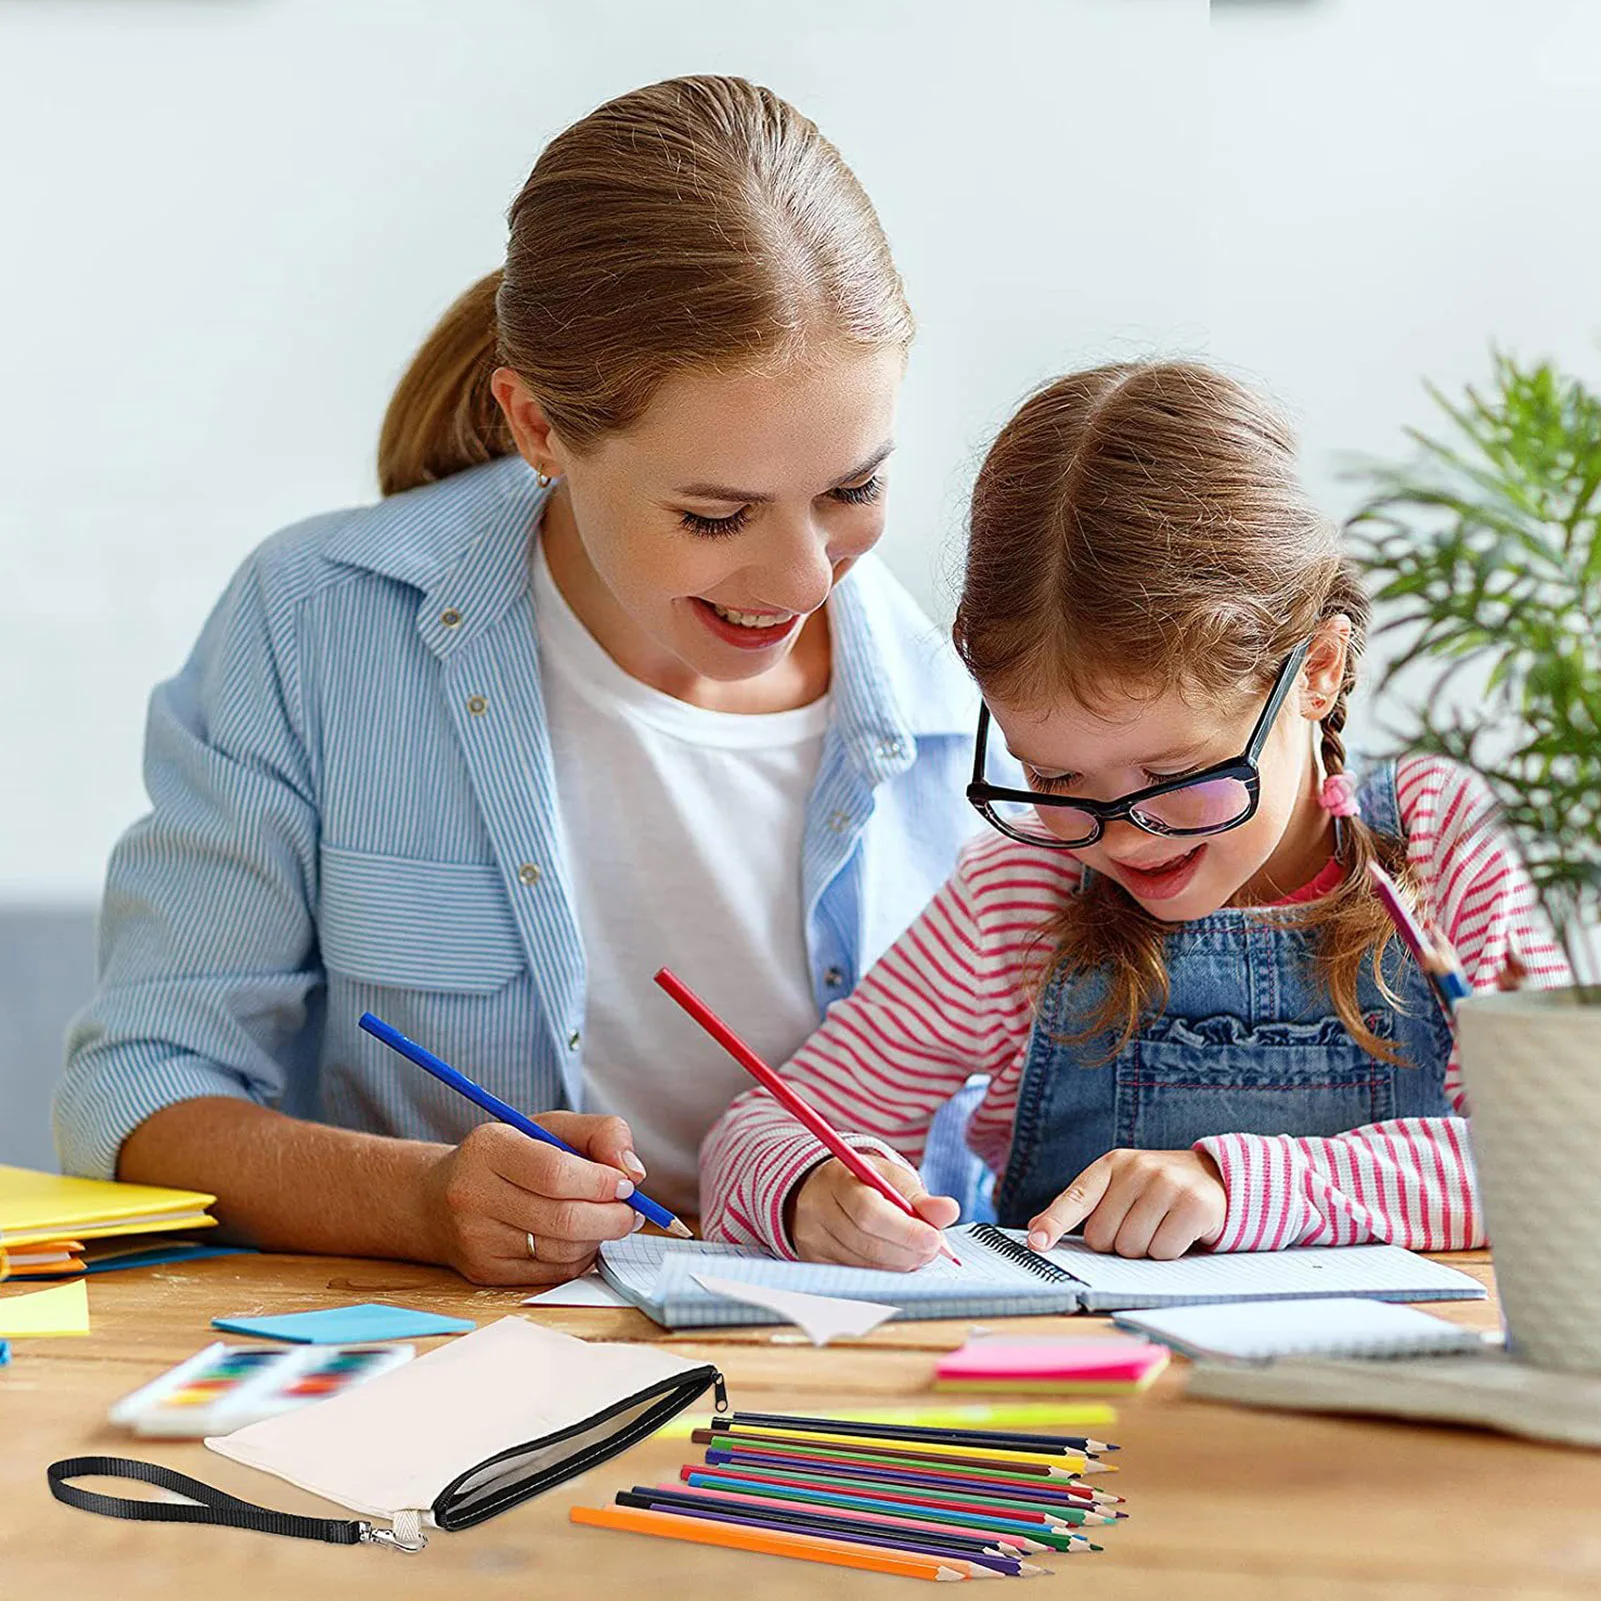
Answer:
[{"left": 1320, "top": 772, "right": 1359, "bottom": 818}]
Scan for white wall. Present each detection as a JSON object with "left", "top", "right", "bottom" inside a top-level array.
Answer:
[
  {"left": 1209, "top": 0, "right": 1601, "bottom": 525},
  {"left": 0, "top": 0, "right": 1208, "bottom": 899},
  {"left": 1, "top": 0, "right": 1598, "bottom": 900}
]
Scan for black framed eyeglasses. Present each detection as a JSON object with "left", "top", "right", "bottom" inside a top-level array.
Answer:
[{"left": 966, "top": 638, "right": 1314, "bottom": 851}]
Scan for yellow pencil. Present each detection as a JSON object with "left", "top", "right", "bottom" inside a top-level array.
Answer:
[
  {"left": 660, "top": 1401, "right": 1117, "bottom": 1439},
  {"left": 709, "top": 1425, "right": 1090, "bottom": 1472}
]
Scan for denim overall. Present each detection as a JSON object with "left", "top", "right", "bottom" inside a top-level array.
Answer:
[{"left": 994, "top": 763, "right": 1458, "bottom": 1228}]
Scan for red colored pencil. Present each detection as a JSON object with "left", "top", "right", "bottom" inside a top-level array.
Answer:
[{"left": 654, "top": 967, "right": 960, "bottom": 1262}]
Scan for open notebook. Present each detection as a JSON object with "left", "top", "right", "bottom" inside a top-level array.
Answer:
[{"left": 597, "top": 1223, "right": 1485, "bottom": 1330}]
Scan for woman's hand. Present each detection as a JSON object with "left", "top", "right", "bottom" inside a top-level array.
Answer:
[
  {"left": 1026, "top": 1148, "right": 1227, "bottom": 1261},
  {"left": 421, "top": 1113, "right": 648, "bottom": 1286},
  {"left": 787, "top": 1155, "right": 960, "bottom": 1269}
]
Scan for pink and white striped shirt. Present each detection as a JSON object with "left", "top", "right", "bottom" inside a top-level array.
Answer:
[{"left": 701, "top": 756, "right": 1568, "bottom": 1258}]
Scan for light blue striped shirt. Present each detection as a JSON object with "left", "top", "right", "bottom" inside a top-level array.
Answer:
[{"left": 56, "top": 456, "right": 997, "bottom": 1191}]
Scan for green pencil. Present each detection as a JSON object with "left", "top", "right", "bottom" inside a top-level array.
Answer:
[
  {"left": 694, "top": 1429, "right": 1117, "bottom": 1495},
  {"left": 693, "top": 1460, "right": 1118, "bottom": 1525},
  {"left": 680, "top": 1468, "right": 1097, "bottom": 1552}
]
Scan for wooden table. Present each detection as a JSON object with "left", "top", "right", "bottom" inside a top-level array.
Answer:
[{"left": 3, "top": 1250, "right": 1598, "bottom": 1600}]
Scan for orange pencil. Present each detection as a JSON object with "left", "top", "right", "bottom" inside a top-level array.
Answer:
[
  {"left": 570, "top": 1503, "right": 981, "bottom": 1580},
  {"left": 654, "top": 967, "right": 960, "bottom": 1263}
]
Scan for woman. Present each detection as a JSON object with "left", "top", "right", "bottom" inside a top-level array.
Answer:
[{"left": 56, "top": 76, "right": 985, "bottom": 1285}]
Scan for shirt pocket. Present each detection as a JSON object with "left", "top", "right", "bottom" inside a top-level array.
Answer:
[
  {"left": 1118, "top": 1012, "right": 1398, "bottom": 1149},
  {"left": 318, "top": 844, "right": 524, "bottom": 993}
]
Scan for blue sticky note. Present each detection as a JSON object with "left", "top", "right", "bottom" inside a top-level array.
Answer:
[
  {"left": 0, "top": 1339, "right": 10, "bottom": 1366},
  {"left": 211, "top": 1303, "right": 475, "bottom": 1344}
]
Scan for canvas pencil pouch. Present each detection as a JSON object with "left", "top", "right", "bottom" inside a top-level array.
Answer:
[{"left": 49, "top": 1318, "right": 725, "bottom": 1552}]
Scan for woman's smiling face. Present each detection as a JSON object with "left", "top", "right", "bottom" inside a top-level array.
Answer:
[{"left": 493, "top": 345, "right": 903, "bottom": 707}]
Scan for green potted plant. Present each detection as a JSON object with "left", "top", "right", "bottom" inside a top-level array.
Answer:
[{"left": 1351, "top": 351, "right": 1600, "bottom": 1373}]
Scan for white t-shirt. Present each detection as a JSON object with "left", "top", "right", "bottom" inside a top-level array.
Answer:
[{"left": 531, "top": 538, "right": 829, "bottom": 1216}]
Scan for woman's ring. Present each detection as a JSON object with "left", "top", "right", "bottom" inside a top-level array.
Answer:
[{"left": 526, "top": 1231, "right": 539, "bottom": 1261}]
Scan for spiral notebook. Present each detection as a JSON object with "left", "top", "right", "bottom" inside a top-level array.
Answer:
[
  {"left": 596, "top": 1224, "right": 1485, "bottom": 1329},
  {"left": 1112, "top": 1297, "right": 1491, "bottom": 1363}
]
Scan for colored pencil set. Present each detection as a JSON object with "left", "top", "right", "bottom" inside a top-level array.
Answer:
[{"left": 570, "top": 1408, "right": 1126, "bottom": 1580}]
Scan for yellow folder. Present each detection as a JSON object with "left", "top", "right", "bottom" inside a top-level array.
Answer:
[{"left": 0, "top": 1165, "right": 215, "bottom": 1249}]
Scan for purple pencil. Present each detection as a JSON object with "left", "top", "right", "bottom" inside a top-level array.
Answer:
[
  {"left": 630, "top": 1485, "right": 1022, "bottom": 1555},
  {"left": 626, "top": 1484, "right": 1029, "bottom": 1556},
  {"left": 614, "top": 1492, "right": 1035, "bottom": 1575},
  {"left": 704, "top": 1446, "right": 1125, "bottom": 1516}
]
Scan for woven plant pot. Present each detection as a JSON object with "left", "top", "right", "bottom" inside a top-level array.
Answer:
[{"left": 1458, "top": 987, "right": 1601, "bottom": 1375}]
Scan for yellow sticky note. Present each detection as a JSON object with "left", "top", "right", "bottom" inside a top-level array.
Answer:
[{"left": 0, "top": 1277, "right": 90, "bottom": 1337}]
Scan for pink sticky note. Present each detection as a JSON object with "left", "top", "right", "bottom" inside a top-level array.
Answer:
[{"left": 936, "top": 1338, "right": 1166, "bottom": 1384}]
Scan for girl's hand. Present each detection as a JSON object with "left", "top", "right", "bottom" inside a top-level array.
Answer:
[
  {"left": 1027, "top": 1148, "right": 1227, "bottom": 1260},
  {"left": 421, "top": 1113, "right": 648, "bottom": 1286},
  {"left": 787, "top": 1155, "right": 960, "bottom": 1269}
]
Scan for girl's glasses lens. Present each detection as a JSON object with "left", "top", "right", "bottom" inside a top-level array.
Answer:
[
  {"left": 1131, "top": 775, "right": 1253, "bottom": 835},
  {"left": 985, "top": 795, "right": 1098, "bottom": 846}
]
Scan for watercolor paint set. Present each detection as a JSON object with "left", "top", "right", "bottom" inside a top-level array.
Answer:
[{"left": 108, "top": 1340, "right": 413, "bottom": 1436}]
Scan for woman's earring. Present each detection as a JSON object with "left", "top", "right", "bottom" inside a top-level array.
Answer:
[{"left": 534, "top": 467, "right": 553, "bottom": 488}]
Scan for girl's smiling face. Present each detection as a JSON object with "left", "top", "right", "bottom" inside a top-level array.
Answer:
[{"left": 986, "top": 621, "right": 1352, "bottom": 919}]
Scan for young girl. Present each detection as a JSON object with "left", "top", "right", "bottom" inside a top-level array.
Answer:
[
  {"left": 56, "top": 76, "right": 988, "bottom": 1286},
  {"left": 702, "top": 361, "right": 1566, "bottom": 1268}
]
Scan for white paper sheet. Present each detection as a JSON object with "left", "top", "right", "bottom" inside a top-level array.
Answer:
[
  {"left": 522, "top": 1273, "right": 632, "bottom": 1309},
  {"left": 690, "top": 1272, "right": 898, "bottom": 1345}
]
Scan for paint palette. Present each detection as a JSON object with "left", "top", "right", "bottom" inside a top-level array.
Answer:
[{"left": 109, "top": 1341, "right": 414, "bottom": 1436}]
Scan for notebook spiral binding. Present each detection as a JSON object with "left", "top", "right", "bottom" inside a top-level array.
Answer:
[{"left": 968, "top": 1223, "right": 1074, "bottom": 1283}]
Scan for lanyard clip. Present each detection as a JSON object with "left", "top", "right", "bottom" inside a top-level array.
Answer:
[{"left": 358, "top": 1521, "right": 428, "bottom": 1553}]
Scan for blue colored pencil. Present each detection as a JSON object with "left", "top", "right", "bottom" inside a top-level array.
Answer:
[
  {"left": 627, "top": 1485, "right": 1029, "bottom": 1555},
  {"left": 682, "top": 1469, "right": 1078, "bottom": 1542},
  {"left": 358, "top": 1012, "right": 690, "bottom": 1237},
  {"left": 704, "top": 1446, "right": 1120, "bottom": 1511},
  {"left": 616, "top": 1493, "right": 1031, "bottom": 1575},
  {"left": 719, "top": 1410, "right": 1115, "bottom": 1453}
]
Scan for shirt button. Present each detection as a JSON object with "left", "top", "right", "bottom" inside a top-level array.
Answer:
[
  {"left": 877, "top": 736, "right": 906, "bottom": 759},
  {"left": 824, "top": 966, "right": 845, "bottom": 989},
  {"left": 466, "top": 694, "right": 488, "bottom": 716},
  {"left": 517, "top": 863, "right": 541, "bottom": 887},
  {"left": 440, "top": 607, "right": 463, "bottom": 628},
  {"left": 567, "top": 1030, "right": 582, "bottom": 1051},
  {"left": 828, "top": 810, "right": 852, "bottom": 833}
]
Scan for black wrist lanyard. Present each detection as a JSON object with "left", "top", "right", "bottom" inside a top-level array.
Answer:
[{"left": 47, "top": 1457, "right": 426, "bottom": 1551}]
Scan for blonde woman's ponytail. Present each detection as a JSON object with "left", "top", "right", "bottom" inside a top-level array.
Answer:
[{"left": 378, "top": 271, "right": 511, "bottom": 497}]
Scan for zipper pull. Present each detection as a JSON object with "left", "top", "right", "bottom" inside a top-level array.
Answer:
[{"left": 712, "top": 1371, "right": 729, "bottom": 1414}]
